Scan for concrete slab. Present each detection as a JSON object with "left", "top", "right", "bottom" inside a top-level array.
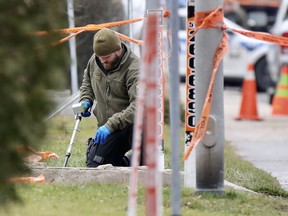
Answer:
[
  {"left": 29, "top": 164, "right": 255, "bottom": 193},
  {"left": 30, "top": 164, "right": 178, "bottom": 186}
]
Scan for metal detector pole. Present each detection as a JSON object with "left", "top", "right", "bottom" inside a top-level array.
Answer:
[
  {"left": 63, "top": 114, "right": 82, "bottom": 167},
  {"left": 195, "top": 0, "right": 224, "bottom": 194}
]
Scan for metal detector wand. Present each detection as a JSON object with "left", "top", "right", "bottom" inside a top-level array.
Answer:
[{"left": 63, "top": 103, "right": 85, "bottom": 167}]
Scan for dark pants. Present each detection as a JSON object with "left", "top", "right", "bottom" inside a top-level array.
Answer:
[{"left": 86, "top": 125, "right": 144, "bottom": 167}]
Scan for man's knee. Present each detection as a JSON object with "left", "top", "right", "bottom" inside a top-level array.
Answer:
[{"left": 86, "top": 138, "right": 104, "bottom": 167}]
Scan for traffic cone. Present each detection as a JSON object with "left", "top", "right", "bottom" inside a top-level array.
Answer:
[
  {"left": 236, "top": 63, "right": 262, "bottom": 120},
  {"left": 271, "top": 65, "right": 288, "bottom": 116}
]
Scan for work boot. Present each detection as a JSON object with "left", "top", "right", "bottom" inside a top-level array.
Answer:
[{"left": 121, "top": 151, "right": 133, "bottom": 166}]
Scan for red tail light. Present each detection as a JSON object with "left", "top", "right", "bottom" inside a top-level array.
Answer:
[{"left": 281, "top": 32, "right": 288, "bottom": 54}]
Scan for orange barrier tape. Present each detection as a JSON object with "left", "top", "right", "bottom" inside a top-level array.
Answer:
[
  {"left": 52, "top": 29, "right": 85, "bottom": 46},
  {"left": 163, "top": 10, "right": 171, "bottom": 18},
  {"left": 193, "top": 7, "right": 288, "bottom": 47},
  {"left": 34, "top": 18, "right": 143, "bottom": 35},
  {"left": 24, "top": 151, "right": 59, "bottom": 163},
  {"left": 115, "top": 31, "right": 143, "bottom": 45},
  {"left": 183, "top": 8, "right": 229, "bottom": 160},
  {"left": 226, "top": 28, "right": 288, "bottom": 47},
  {"left": 36, "top": 151, "right": 60, "bottom": 161},
  {"left": 35, "top": 10, "right": 171, "bottom": 46},
  {"left": 10, "top": 174, "right": 45, "bottom": 184},
  {"left": 188, "top": 7, "right": 224, "bottom": 41},
  {"left": 34, "top": 18, "right": 144, "bottom": 45},
  {"left": 17, "top": 145, "right": 59, "bottom": 162}
]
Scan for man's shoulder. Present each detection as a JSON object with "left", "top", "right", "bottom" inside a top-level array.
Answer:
[{"left": 88, "top": 53, "right": 96, "bottom": 63}]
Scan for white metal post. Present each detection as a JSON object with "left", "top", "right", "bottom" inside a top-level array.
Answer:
[
  {"left": 166, "top": 0, "right": 182, "bottom": 215},
  {"left": 67, "top": 0, "right": 78, "bottom": 94},
  {"left": 184, "top": 0, "right": 196, "bottom": 189}
]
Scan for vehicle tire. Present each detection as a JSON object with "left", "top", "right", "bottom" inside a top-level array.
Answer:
[{"left": 254, "top": 57, "right": 273, "bottom": 92}]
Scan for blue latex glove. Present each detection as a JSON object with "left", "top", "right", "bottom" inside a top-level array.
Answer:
[
  {"left": 94, "top": 125, "right": 111, "bottom": 144},
  {"left": 81, "top": 101, "right": 91, "bottom": 117}
]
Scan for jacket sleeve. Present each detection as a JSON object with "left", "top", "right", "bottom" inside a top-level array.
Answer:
[
  {"left": 105, "top": 64, "right": 139, "bottom": 132},
  {"left": 79, "top": 57, "right": 95, "bottom": 104}
]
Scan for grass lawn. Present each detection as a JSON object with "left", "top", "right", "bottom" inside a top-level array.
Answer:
[{"left": 1, "top": 116, "right": 288, "bottom": 216}]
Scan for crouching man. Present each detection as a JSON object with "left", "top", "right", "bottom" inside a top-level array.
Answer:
[{"left": 79, "top": 28, "right": 143, "bottom": 167}]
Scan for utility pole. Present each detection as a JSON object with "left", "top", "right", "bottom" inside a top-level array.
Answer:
[
  {"left": 195, "top": 0, "right": 225, "bottom": 194},
  {"left": 67, "top": 0, "right": 78, "bottom": 94}
]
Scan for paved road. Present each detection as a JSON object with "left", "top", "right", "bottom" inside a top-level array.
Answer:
[{"left": 180, "top": 85, "right": 288, "bottom": 191}]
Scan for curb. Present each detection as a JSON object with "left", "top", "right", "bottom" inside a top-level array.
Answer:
[
  {"left": 30, "top": 164, "right": 179, "bottom": 186},
  {"left": 29, "top": 163, "right": 256, "bottom": 194}
]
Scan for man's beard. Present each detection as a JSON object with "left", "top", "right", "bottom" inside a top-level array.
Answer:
[{"left": 103, "top": 55, "right": 120, "bottom": 71}]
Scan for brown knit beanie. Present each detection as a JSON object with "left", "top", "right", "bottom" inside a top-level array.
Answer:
[{"left": 93, "top": 28, "right": 121, "bottom": 56}]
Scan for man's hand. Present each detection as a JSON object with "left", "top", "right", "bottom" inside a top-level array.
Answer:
[
  {"left": 94, "top": 125, "right": 111, "bottom": 144},
  {"left": 81, "top": 101, "right": 91, "bottom": 117}
]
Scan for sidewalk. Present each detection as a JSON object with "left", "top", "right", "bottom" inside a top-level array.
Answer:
[{"left": 224, "top": 88, "right": 288, "bottom": 191}]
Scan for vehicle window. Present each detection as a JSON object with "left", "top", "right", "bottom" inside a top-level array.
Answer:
[
  {"left": 242, "top": 5, "right": 279, "bottom": 32},
  {"left": 247, "top": 11, "right": 268, "bottom": 27}
]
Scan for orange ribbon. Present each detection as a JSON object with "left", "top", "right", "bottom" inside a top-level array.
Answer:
[
  {"left": 34, "top": 18, "right": 144, "bottom": 45},
  {"left": 17, "top": 145, "right": 59, "bottom": 162},
  {"left": 35, "top": 151, "right": 60, "bottom": 161},
  {"left": 10, "top": 174, "right": 45, "bottom": 184},
  {"left": 183, "top": 7, "right": 229, "bottom": 160},
  {"left": 34, "top": 10, "right": 171, "bottom": 46},
  {"left": 34, "top": 18, "right": 143, "bottom": 35},
  {"left": 191, "top": 7, "right": 288, "bottom": 47},
  {"left": 225, "top": 27, "right": 288, "bottom": 47}
]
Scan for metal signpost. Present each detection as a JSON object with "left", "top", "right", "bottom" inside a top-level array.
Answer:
[{"left": 184, "top": 0, "right": 196, "bottom": 189}]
